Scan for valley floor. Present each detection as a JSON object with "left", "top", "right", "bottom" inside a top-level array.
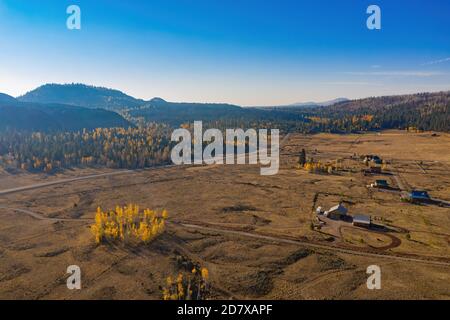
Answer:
[{"left": 0, "top": 130, "right": 449, "bottom": 299}]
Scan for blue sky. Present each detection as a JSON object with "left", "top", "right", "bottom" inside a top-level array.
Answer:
[{"left": 0, "top": 0, "right": 449, "bottom": 105}]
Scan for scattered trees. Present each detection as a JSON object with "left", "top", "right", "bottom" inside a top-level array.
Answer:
[
  {"left": 300, "top": 158, "right": 335, "bottom": 174},
  {"left": 162, "top": 267, "right": 210, "bottom": 300}
]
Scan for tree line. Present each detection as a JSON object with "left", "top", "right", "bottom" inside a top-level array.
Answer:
[{"left": 0, "top": 125, "right": 173, "bottom": 173}]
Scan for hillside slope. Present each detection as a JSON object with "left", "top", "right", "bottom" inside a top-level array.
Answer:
[
  {"left": 0, "top": 93, "right": 16, "bottom": 103},
  {"left": 0, "top": 98, "right": 132, "bottom": 132},
  {"left": 326, "top": 91, "right": 450, "bottom": 132}
]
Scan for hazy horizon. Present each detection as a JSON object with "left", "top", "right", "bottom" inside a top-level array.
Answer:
[
  {"left": 1, "top": 0, "right": 449, "bottom": 105},
  {"left": 4, "top": 82, "right": 450, "bottom": 108}
]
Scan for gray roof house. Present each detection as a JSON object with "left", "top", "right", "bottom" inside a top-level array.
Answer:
[{"left": 324, "top": 204, "right": 348, "bottom": 218}]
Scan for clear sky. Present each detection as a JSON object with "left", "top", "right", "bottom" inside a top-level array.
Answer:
[{"left": 0, "top": 0, "right": 449, "bottom": 105}]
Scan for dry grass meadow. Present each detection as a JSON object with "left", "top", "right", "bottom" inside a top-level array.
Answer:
[{"left": 0, "top": 130, "right": 449, "bottom": 299}]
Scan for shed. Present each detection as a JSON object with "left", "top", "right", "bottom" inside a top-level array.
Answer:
[
  {"left": 374, "top": 180, "right": 389, "bottom": 188},
  {"left": 369, "top": 166, "right": 382, "bottom": 174},
  {"left": 352, "top": 215, "right": 371, "bottom": 228},
  {"left": 363, "top": 155, "right": 381, "bottom": 163},
  {"left": 372, "top": 159, "right": 383, "bottom": 165}
]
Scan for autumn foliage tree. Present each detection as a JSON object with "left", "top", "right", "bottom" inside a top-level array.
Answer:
[
  {"left": 301, "top": 159, "right": 336, "bottom": 174},
  {"left": 90, "top": 204, "right": 168, "bottom": 245},
  {"left": 162, "top": 267, "right": 210, "bottom": 300}
]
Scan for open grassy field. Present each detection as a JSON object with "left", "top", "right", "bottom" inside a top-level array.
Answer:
[{"left": 0, "top": 130, "right": 449, "bottom": 299}]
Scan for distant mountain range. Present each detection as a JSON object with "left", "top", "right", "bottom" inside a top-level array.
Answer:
[
  {"left": 246, "top": 98, "right": 349, "bottom": 109},
  {"left": 1, "top": 83, "right": 449, "bottom": 132},
  {"left": 17, "top": 83, "right": 348, "bottom": 111},
  {"left": 13, "top": 83, "right": 304, "bottom": 126},
  {"left": 288, "top": 98, "right": 350, "bottom": 107}
]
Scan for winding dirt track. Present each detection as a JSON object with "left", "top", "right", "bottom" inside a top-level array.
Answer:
[
  {"left": 338, "top": 225, "right": 402, "bottom": 251},
  {"left": 173, "top": 221, "right": 450, "bottom": 267},
  {"left": 0, "top": 206, "right": 92, "bottom": 222}
]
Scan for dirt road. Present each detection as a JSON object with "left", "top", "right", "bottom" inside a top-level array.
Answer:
[
  {"left": 0, "top": 133, "right": 291, "bottom": 197},
  {"left": 0, "top": 170, "right": 133, "bottom": 196}
]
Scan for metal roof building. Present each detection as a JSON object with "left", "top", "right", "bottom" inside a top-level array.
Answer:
[
  {"left": 352, "top": 214, "right": 371, "bottom": 227},
  {"left": 410, "top": 190, "right": 430, "bottom": 200},
  {"left": 375, "top": 180, "right": 389, "bottom": 187}
]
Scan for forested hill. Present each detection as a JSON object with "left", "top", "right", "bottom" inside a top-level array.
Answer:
[
  {"left": 321, "top": 91, "right": 450, "bottom": 132},
  {"left": 0, "top": 93, "right": 16, "bottom": 103},
  {"left": 330, "top": 91, "right": 450, "bottom": 112},
  {"left": 18, "top": 83, "right": 145, "bottom": 111},
  {"left": 272, "top": 91, "right": 450, "bottom": 133},
  {"left": 129, "top": 97, "right": 310, "bottom": 126},
  {"left": 0, "top": 98, "right": 132, "bottom": 132}
]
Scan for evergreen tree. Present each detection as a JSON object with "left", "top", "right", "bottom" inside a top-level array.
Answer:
[{"left": 299, "top": 148, "right": 307, "bottom": 166}]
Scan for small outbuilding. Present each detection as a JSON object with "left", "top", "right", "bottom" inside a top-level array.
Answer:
[
  {"left": 372, "top": 179, "right": 389, "bottom": 188},
  {"left": 363, "top": 155, "right": 381, "bottom": 163},
  {"left": 352, "top": 215, "right": 371, "bottom": 228}
]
